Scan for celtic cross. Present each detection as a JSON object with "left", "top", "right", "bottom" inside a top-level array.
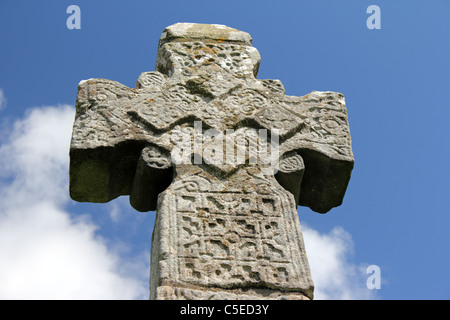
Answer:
[{"left": 69, "top": 23, "right": 354, "bottom": 300}]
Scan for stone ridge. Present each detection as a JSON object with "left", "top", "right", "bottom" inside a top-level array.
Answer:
[{"left": 158, "top": 22, "right": 253, "bottom": 48}]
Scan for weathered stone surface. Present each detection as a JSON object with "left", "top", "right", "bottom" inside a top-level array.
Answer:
[
  {"left": 158, "top": 23, "right": 253, "bottom": 47},
  {"left": 149, "top": 165, "right": 313, "bottom": 299},
  {"left": 69, "top": 23, "right": 354, "bottom": 300},
  {"left": 155, "top": 286, "right": 310, "bottom": 300}
]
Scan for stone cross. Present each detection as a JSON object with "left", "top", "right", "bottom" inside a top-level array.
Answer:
[{"left": 69, "top": 23, "right": 354, "bottom": 300}]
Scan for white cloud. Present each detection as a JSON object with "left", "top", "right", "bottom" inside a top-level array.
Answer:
[
  {"left": 0, "top": 105, "right": 148, "bottom": 299},
  {"left": 302, "top": 225, "right": 379, "bottom": 300},
  {"left": 0, "top": 89, "right": 5, "bottom": 111},
  {"left": 106, "top": 197, "right": 132, "bottom": 224}
]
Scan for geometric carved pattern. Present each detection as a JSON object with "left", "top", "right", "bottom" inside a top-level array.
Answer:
[{"left": 151, "top": 169, "right": 314, "bottom": 297}]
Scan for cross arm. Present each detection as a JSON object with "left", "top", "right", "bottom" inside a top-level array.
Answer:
[
  {"left": 69, "top": 77, "right": 168, "bottom": 206},
  {"left": 275, "top": 91, "right": 354, "bottom": 213}
]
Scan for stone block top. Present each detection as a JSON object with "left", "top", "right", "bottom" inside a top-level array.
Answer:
[{"left": 158, "top": 22, "right": 253, "bottom": 48}]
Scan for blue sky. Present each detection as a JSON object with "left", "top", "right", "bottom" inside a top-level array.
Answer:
[{"left": 0, "top": 0, "right": 449, "bottom": 299}]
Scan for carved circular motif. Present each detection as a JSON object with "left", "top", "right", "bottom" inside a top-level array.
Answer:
[
  {"left": 96, "top": 93, "right": 108, "bottom": 101},
  {"left": 137, "top": 72, "right": 166, "bottom": 89},
  {"left": 148, "top": 157, "right": 171, "bottom": 169},
  {"left": 141, "top": 146, "right": 171, "bottom": 169},
  {"left": 279, "top": 154, "right": 304, "bottom": 173},
  {"left": 321, "top": 114, "right": 344, "bottom": 134}
]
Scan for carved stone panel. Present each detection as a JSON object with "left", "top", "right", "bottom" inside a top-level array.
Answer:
[{"left": 150, "top": 168, "right": 314, "bottom": 299}]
